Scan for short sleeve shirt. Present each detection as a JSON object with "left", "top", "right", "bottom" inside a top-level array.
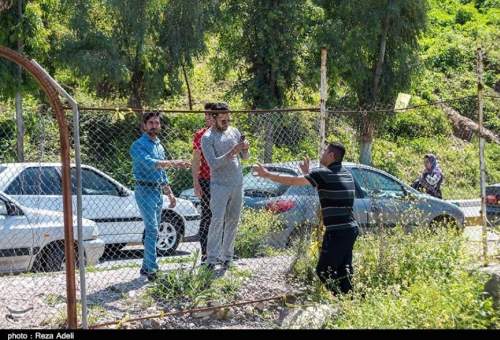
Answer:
[
  {"left": 193, "top": 127, "right": 211, "bottom": 180},
  {"left": 305, "top": 162, "right": 357, "bottom": 230}
]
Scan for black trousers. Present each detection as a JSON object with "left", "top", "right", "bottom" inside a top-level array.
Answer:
[
  {"left": 316, "top": 227, "right": 359, "bottom": 294},
  {"left": 198, "top": 178, "right": 212, "bottom": 258}
]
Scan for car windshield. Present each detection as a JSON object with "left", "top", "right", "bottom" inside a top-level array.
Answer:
[{"left": 243, "top": 171, "right": 292, "bottom": 197}]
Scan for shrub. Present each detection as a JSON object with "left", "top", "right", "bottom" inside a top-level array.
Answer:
[
  {"left": 234, "top": 209, "right": 284, "bottom": 258},
  {"left": 291, "top": 225, "right": 498, "bottom": 329}
]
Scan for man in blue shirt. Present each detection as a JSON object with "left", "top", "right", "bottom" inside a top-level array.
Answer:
[{"left": 130, "top": 111, "right": 190, "bottom": 281}]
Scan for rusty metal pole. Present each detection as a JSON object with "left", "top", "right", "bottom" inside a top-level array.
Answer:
[
  {"left": 476, "top": 47, "right": 488, "bottom": 267},
  {"left": 0, "top": 46, "right": 78, "bottom": 328}
]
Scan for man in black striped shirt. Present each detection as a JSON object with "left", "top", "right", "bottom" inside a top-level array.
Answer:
[{"left": 253, "top": 142, "right": 359, "bottom": 294}]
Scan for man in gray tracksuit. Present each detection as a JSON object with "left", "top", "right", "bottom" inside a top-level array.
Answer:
[{"left": 201, "top": 102, "right": 249, "bottom": 270}]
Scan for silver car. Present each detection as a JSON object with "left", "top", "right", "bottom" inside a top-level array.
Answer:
[{"left": 181, "top": 161, "right": 465, "bottom": 245}]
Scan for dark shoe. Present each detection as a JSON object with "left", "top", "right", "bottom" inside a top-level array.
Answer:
[
  {"left": 140, "top": 269, "right": 158, "bottom": 282},
  {"left": 200, "top": 255, "right": 207, "bottom": 265},
  {"left": 221, "top": 260, "right": 233, "bottom": 270},
  {"left": 200, "top": 262, "right": 215, "bottom": 271}
]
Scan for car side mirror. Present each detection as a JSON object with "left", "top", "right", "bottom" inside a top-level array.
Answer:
[{"left": 118, "top": 187, "right": 130, "bottom": 197}]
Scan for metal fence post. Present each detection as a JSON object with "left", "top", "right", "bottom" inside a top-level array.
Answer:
[
  {"left": 476, "top": 47, "right": 488, "bottom": 267},
  {"left": 32, "top": 60, "right": 88, "bottom": 327}
]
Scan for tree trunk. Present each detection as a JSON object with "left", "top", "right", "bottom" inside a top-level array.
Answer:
[
  {"left": 359, "top": 0, "right": 392, "bottom": 165},
  {"left": 263, "top": 112, "right": 274, "bottom": 163},
  {"left": 359, "top": 114, "right": 374, "bottom": 165},
  {"left": 438, "top": 103, "right": 500, "bottom": 144},
  {"left": 128, "top": 70, "right": 144, "bottom": 117},
  {"left": 181, "top": 63, "right": 193, "bottom": 110},
  {"left": 371, "top": 2, "right": 391, "bottom": 101}
]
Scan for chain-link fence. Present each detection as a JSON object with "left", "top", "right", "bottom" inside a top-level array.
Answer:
[
  {"left": 1, "top": 96, "right": 498, "bottom": 328},
  {"left": 0, "top": 46, "right": 499, "bottom": 328}
]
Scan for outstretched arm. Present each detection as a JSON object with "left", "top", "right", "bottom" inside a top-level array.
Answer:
[{"left": 252, "top": 163, "right": 310, "bottom": 186}]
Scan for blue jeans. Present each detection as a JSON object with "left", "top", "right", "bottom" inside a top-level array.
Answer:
[{"left": 135, "top": 186, "right": 163, "bottom": 273}]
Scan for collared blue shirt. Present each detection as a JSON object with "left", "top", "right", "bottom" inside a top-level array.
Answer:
[{"left": 130, "top": 133, "right": 169, "bottom": 185}]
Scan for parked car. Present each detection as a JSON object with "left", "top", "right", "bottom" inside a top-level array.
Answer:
[
  {"left": 0, "top": 163, "right": 201, "bottom": 256},
  {"left": 0, "top": 191, "right": 104, "bottom": 273},
  {"left": 486, "top": 183, "right": 500, "bottom": 226},
  {"left": 180, "top": 161, "right": 465, "bottom": 246}
]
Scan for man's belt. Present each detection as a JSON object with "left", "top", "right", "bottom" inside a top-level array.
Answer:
[{"left": 135, "top": 180, "right": 164, "bottom": 188}]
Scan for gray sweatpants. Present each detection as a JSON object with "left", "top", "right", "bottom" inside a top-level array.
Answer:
[{"left": 207, "top": 184, "right": 243, "bottom": 264}]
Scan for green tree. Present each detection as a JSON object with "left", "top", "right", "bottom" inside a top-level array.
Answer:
[
  {"left": 0, "top": 0, "right": 65, "bottom": 161},
  {"left": 315, "top": 0, "right": 429, "bottom": 164},
  {"left": 213, "top": 0, "right": 313, "bottom": 161},
  {"left": 60, "top": 0, "right": 213, "bottom": 110}
]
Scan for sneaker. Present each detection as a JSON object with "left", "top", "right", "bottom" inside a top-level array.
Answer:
[{"left": 200, "top": 255, "right": 207, "bottom": 265}]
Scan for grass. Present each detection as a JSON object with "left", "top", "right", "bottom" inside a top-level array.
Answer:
[
  {"left": 41, "top": 302, "right": 111, "bottom": 328},
  {"left": 234, "top": 210, "right": 286, "bottom": 258},
  {"left": 290, "top": 224, "right": 499, "bottom": 329},
  {"left": 147, "top": 253, "right": 251, "bottom": 309}
]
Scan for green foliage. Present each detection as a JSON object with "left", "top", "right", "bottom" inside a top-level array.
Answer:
[
  {"left": 384, "top": 99, "right": 453, "bottom": 139},
  {"left": 417, "top": 0, "right": 499, "bottom": 133},
  {"left": 0, "top": 0, "right": 66, "bottom": 99},
  {"left": 59, "top": 0, "right": 213, "bottom": 108},
  {"left": 234, "top": 209, "right": 284, "bottom": 258},
  {"left": 324, "top": 227, "right": 498, "bottom": 329},
  {"left": 328, "top": 272, "right": 497, "bottom": 329},
  {"left": 148, "top": 254, "right": 248, "bottom": 308},
  {"left": 315, "top": 0, "right": 429, "bottom": 106},
  {"left": 213, "top": 0, "right": 312, "bottom": 108},
  {"left": 292, "top": 226, "right": 498, "bottom": 329}
]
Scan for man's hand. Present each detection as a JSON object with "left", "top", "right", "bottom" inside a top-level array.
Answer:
[
  {"left": 252, "top": 163, "right": 270, "bottom": 179},
  {"left": 241, "top": 140, "right": 250, "bottom": 151},
  {"left": 159, "top": 160, "right": 191, "bottom": 169},
  {"left": 168, "top": 195, "right": 177, "bottom": 208},
  {"left": 228, "top": 142, "right": 245, "bottom": 158},
  {"left": 163, "top": 185, "right": 177, "bottom": 208},
  {"left": 174, "top": 160, "right": 191, "bottom": 169},
  {"left": 299, "top": 156, "right": 310, "bottom": 175},
  {"left": 194, "top": 182, "right": 203, "bottom": 198}
]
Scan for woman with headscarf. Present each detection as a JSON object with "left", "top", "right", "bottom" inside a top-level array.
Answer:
[{"left": 411, "top": 154, "right": 444, "bottom": 199}]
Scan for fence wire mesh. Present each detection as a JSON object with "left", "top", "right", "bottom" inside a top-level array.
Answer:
[{"left": 0, "top": 94, "right": 498, "bottom": 328}]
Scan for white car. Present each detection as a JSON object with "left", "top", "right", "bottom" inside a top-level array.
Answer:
[
  {"left": 0, "top": 191, "right": 104, "bottom": 273},
  {"left": 0, "top": 163, "right": 200, "bottom": 256}
]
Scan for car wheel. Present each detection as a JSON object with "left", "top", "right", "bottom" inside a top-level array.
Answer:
[
  {"left": 142, "top": 213, "right": 183, "bottom": 257},
  {"left": 157, "top": 214, "right": 183, "bottom": 256},
  {"left": 103, "top": 243, "right": 127, "bottom": 259},
  {"left": 34, "top": 242, "right": 83, "bottom": 272}
]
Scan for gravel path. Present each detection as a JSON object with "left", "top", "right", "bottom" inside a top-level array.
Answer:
[
  {"left": 0, "top": 226, "right": 497, "bottom": 329},
  {"left": 0, "top": 254, "right": 300, "bottom": 329}
]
